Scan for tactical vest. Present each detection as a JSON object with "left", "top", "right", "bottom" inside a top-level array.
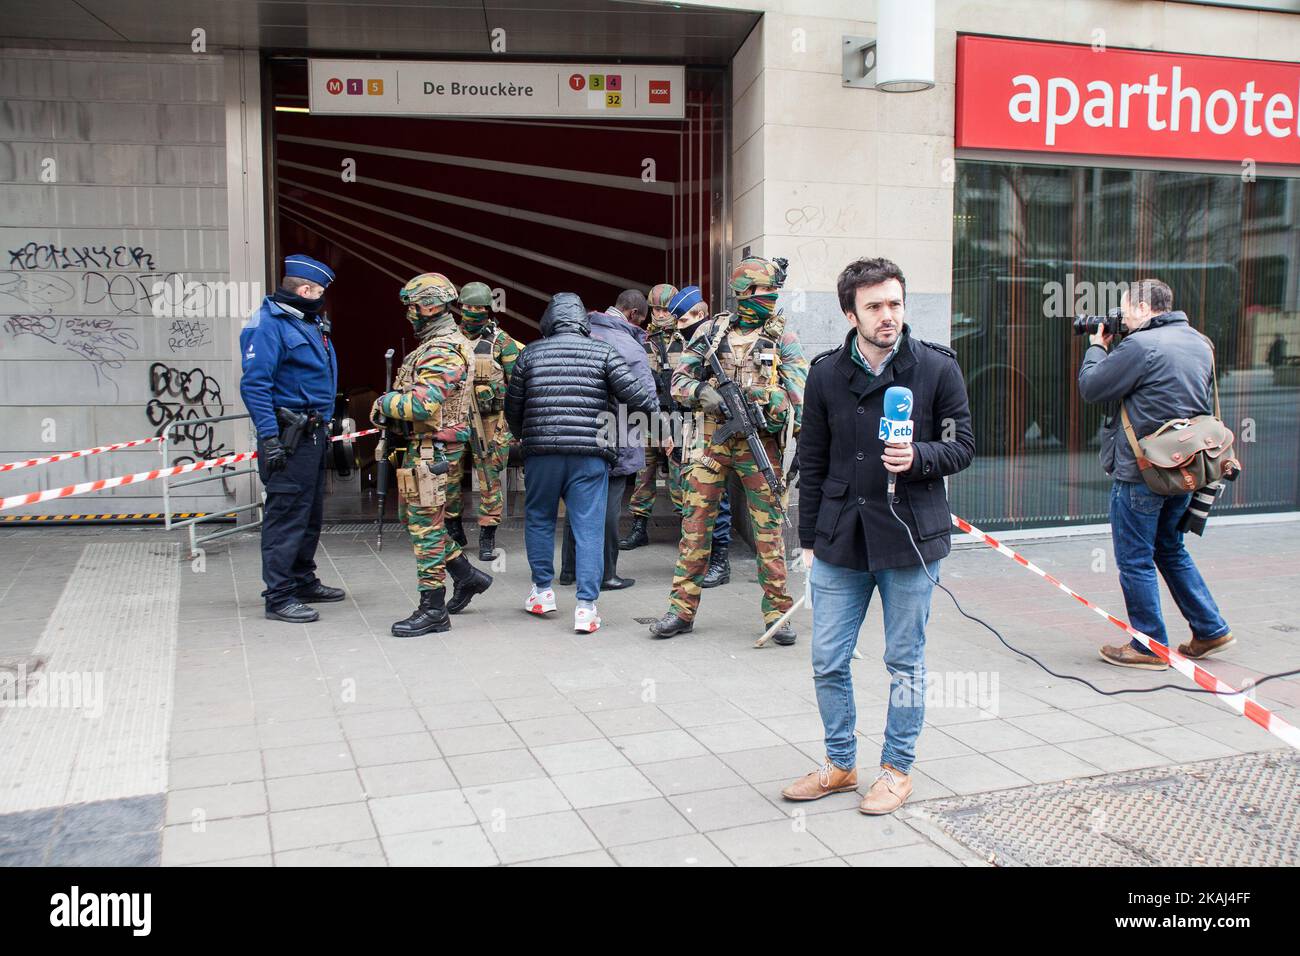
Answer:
[
  {"left": 714, "top": 326, "right": 780, "bottom": 391},
  {"left": 472, "top": 329, "right": 507, "bottom": 412},
  {"left": 393, "top": 332, "right": 474, "bottom": 435},
  {"left": 645, "top": 331, "right": 685, "bottom": 374}
]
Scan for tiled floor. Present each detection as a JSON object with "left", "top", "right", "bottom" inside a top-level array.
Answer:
[{"left": 0, "top": 515, "right": 1297, "bottom": 866}]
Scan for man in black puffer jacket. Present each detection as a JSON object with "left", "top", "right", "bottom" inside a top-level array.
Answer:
[{"left": 505, "top": 293, "right": 658, "bottom": 633}]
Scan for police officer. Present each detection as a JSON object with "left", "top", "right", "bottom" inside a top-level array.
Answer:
[
  {"left": 446, "top": 281, "right": 523, "bottom": 561},
  {"left": 620, "top": 283, "right": 684, "bottom": 550},
  {"left": 240, "top": 254, "right": 344, "bottom": 623},
  {"left": 373, "top": 273, "right": 494, "bottom": 638},
  {"left": 649, "top": 258, "right": 808, "bottom": 644}
]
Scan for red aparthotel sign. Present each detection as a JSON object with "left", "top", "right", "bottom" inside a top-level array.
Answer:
[{"left": 956, "top": 36, "right": 1300, "bottom": 165}]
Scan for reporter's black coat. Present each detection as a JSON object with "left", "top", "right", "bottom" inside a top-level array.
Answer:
[{"left": 797, "top": 326, "right": 975, "bottom": 572}]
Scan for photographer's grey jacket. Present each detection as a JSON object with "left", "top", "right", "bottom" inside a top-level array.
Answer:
[{"left": 1077, "top": 311, "right": 1216, "bottom": 484}]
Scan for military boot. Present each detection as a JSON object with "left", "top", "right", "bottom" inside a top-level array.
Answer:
[
  {"left": 447, "top": 554, "right": 493, "bottom": 614},
  {"left": 618, "top": 516, "right": 649, "bottom": 551},
  {"left": 648, "top": 611, "right": 693, "bottom": 639},
  {"left": 478, "top": 524, "right": 498, "bottom": 562},
  {"left": 700, "top": 544, "right": 731, "bottom": 588},
  {"left": 391, "top": 588, "right": 450, "bottom": 638},
  {"left": 445, "top": 515, "right": 467, "bottom": 547}
]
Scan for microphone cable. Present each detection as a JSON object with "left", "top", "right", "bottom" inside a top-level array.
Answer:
[{"left": 885, "top": 492, "right": 1300, "bottom": 698}]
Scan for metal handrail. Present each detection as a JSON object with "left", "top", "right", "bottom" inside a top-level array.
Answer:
[{"left": 160, "top": 413, "right": 262, "bottom": 555}]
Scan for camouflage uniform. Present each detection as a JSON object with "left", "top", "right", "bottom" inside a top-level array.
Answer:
[
  {"left": 373, "top": 281, "right": 474, "bottom": 593},
  {"left": 447, "top": 282, "right": 523, "bottom": 528},
  {"left": 663, "top": 259, "right": 808, "bottom": 630},
  {"left": 629, "top": 283, "right": 686, "bottom": 519}
]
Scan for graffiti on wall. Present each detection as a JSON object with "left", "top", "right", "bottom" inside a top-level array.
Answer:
[
  {"left": 146, "top": 362, "right": 230, "bottom": 465},
  {"left": 3, "top": 314, "right": 140, "bottom": 400}
]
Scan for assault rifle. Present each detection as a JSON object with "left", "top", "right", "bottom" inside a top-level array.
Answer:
[{"left": 701, "top": 318, "right": 786, "bottom": 504}]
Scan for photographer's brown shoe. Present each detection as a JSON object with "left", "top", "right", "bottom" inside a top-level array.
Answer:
[
  {"left": 1099, "top": 643, "right": 1168, "bottom": 670},
  {"left": 1178, "top": 633, "right": 1236, "bottom": 660},
  {"left": 781, "top": 760, "right": 858, "bottom": 801},
  {"left": 859, "top": 764, "right": 912, "bottom": 815}
]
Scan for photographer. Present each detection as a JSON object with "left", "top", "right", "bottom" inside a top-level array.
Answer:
[{"left": 1078, "top": 279, "right": 1235, "bottom": 668}]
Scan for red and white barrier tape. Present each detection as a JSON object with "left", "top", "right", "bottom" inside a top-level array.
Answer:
[
  {"left": 0, "top": 452, "right": 258, "bottom": 513},
  {"left": 951, "top": 513, "right": 1300, "bottom": 752},
  {"left": 0, "top": 436, "right": 165, "bottom": 473},
  {"left": 0, "top": 426, "right": 380, "bottom": 513}
]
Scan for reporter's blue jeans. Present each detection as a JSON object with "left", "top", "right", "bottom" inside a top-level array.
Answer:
[
  {"left": 810, "top": 557, "right": 938, "bottom": 774},
  {"left": 1109, "top": 480, "right": 1230, "bottom": 656}
]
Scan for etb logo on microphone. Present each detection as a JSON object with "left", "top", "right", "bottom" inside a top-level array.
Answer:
[
  {"left": 879, "top": 385, "right": 914, "bottom": 443},
  {"left": 879, "top": 418, "right": 914, "bottom": 443}
]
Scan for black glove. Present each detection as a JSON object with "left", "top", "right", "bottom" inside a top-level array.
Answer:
[
  {"left": 696, "top": 384, "right": 724, "bottom": 415},
  {"left": 262, "top": 436, "right": 288, "bottom": 473}
]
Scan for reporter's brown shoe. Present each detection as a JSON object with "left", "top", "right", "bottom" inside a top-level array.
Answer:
[
  {"left": 781, "top": 760, "right": 858, "bottom": 801},
  {"left": 1178, "top": 633, "right": 1236, "bottom": 660},
  {"left": 1099, "top": 643, "right": 1168, "bottom": 670},
  {"left": 859, "top": 764, "right": 912, "bottom": 815}
]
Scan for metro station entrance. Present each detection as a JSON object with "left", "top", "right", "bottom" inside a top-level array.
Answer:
[
  {"left": 264, "top": 57, "right": 730, "bottom": 515},
  {"left": 267, "top": 58, "right": 728, "bottom": 397}
]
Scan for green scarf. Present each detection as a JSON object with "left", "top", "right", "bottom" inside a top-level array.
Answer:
[
  {"left": 735, "top": 293, "right": 778, "bottom": 330},
  {"left": 460, "top": 306, "right": 492, "bottom": 338}
]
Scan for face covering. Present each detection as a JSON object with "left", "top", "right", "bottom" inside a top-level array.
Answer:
[
  {"left": 274, "top": 288, "right": 324, "bottom": 315},
  {"left": 461, "top": 306, "right": 492, "bottom": 336},
  {"left": 411, "top": 305, "right": 457, "bottom": 338},
  {"left": 735, "top": 293, "right": 778, "bottom": 329},
  {"left": 650, "top": 309, "right": 675, "bottom": 332}
]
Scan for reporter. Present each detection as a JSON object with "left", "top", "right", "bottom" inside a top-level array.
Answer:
[{"left": 782, "top": 257, "right": 973, "bottom": 815}]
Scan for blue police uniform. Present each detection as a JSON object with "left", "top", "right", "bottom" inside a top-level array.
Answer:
[{"left": 239, "top": 255, "right": 340, "bottom": 615}]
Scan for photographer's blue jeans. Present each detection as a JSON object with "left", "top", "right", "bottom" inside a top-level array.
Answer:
[
  {"left": 1109, "top": 480, "right": 1230, "bottom": 655},
  {"left": 810, "top": 557, "right": 938, "bottom": 775}
]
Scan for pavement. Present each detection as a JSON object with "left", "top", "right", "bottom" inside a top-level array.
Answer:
[{"left": 0, "top": 513, "right": 1297, "bottom": 867}]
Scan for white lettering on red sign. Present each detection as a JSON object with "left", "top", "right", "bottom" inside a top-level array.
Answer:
[{"left": 957, "top": 36, "right": 1300, "bottom": 165}]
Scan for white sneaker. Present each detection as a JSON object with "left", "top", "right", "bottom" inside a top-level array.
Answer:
[
  {"left": 525, "top": 587, "right": 557, "bottom": 615},
  {"left": 574, "top": 604, "right": 601, "bottom": 633}
]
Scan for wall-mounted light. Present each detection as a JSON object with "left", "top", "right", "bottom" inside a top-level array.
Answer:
[{"left": 843, "top": 0, "right": 936, "bottom": 93}]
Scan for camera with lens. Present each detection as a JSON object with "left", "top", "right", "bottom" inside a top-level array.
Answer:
[{"left": 1072, "top": 307, "right": 1124, "bottom": 338}]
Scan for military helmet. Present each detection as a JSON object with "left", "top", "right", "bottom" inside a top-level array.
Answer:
[
  {"left": 647, "top": 284, "right": 678, "bottom": 309},
  {"left": 399, "top": 272, "right": 458, "bottom": 308},
  {"left": 728, "top": 256, "right": 789, "bottom": 298},
  {"left": 460, "top": 281, "right": 494, "bottom": 309}
]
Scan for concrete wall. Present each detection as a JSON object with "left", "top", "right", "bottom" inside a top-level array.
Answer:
[
  {"left": 0, "top": 49, "right": 240, "bottom": 515},
  {"left": 700, "top": 0, "right": 1300, "bottom": 360}
]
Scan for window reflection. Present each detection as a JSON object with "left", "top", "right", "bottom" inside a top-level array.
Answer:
[{"left": 951, "top": 160, "right": 1300, "bottom": 529}]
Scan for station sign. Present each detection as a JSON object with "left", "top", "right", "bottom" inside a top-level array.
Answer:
[{"left": 308, "top": 60, "right": 686, "bottom": 119}]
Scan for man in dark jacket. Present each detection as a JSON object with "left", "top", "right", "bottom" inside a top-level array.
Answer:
[
  {"left": 505, "top": 293, "right": 658, "bottom": 632},
  {"left": 781, "top": 257, "right": 974, "bottom": 816},
  {"left": 1078, "top": 278, "right": 1234, "bottom": 669},
  {"left": 559, "top": 290, "right": 657, "bottom": 590}
]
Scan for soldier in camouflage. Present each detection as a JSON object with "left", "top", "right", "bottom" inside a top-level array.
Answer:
[
  {"left": 446, "top": 280, "right": 524, "bottom": 562},
  {"left": 372, "top": 273, "right": 494, "bottom": 638},
  {"left": 620, "top": 283, "right": 684, "bottom": 550},
  {"left": 649, "top": 256, "right": 809, "bottom": 645}
]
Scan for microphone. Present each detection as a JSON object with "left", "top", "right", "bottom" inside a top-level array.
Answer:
[{"left": 879, "top": 385, "right": 914, "bottom": 497}]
